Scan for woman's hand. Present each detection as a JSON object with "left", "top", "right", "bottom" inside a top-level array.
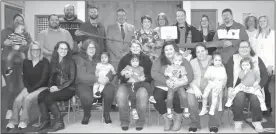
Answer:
[
  {"left": 166, "top": 79, "right": 174, "bottom": 89},
  {"left": 50, "top": 86, "right": 59, "bottom": 92},
  {"left": 4, "top": 39, "right": 13, "bottom": 46}
]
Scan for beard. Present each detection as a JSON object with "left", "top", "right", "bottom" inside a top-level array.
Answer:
[
  {"left": 49, "top": 23, "right": 59, "bottom": 29},
  {"left": 65, "top": 13, "right": 74, "bottom": 19},
  {"left": 89, "top": 14, "right": 98, "bottom": 20}
]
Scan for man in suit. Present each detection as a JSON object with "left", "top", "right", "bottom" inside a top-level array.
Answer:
[{"left": 106, "top": 9, "right": 135, "bottom": 72}]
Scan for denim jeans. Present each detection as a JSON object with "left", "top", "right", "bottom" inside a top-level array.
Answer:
[
  {"left": 9, "top": 87, "right": 47, "bottom": 124},
  {"left": 232, "top": 91, "right": 262, "bottom": 122},
  {"left": 187, "top": 92, "right": 221, "bottom": 129},
  {"left": 116, "top": 84, "right": 148, "bottom": 127}
]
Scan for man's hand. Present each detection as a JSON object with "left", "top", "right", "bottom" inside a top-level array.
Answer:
[
  {"left": 50, "top": 86, "right": 59, "bottom": 92},
  {"left": 4, "top": 39, "right": 13, "bottom": 46},
  {"left": 183, "top": 50, "right": 191, "bottom": 57},
  {"left": 223, "top": 40, "right": 232, "bottom": 47}
]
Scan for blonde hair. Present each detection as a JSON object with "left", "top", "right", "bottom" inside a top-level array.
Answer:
[
  {"left": 27, "top": 41, "right": 43, "bottom": 61},
  {"left": 256, "top": 15, "right": 271, "bottom": 39}
]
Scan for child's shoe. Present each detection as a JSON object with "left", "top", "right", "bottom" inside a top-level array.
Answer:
[
  {"left": 132, "top": 109, "right": 139, "bottom": 120},
  {"left": 183, "top": 108, "right": 190, "bottom": 118},
  {"left": 5, "top": 68, "right": 13, "bottom": 76},
  {"left": 149, "top": 96, "right": 156, "bottom": 103}
]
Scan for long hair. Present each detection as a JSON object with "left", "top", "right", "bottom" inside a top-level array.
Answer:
[
  {"left": 50, "top": 41, "right": 73, "bottom": 70},
  {"left": 198, "top": 14, "right": 211, "bottom": 32},
  {"left": 256, "top": 15, "right": 271, "bottom": 39},
  {"left": 244, "top": 15, "right": 258, "bottom": 30},
  {"left": 80, "top": 39, "right": 100, "bottom": 61},
  {"left": 236, "top": 40, "right": 256, "bottom": 56},
  {"left": 160, "top": 41, "right": 179, "bottom": 66},
  {"left": 27, "top": 41, "right": 43, "bottom": 61},
  {"left": 155, "top": 12, "right": 169, "bottom": 27}
]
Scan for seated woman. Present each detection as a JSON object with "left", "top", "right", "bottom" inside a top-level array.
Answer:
[
  {"left": 6, "top": 42, "right": 49, "bottom": 130},
  {"left": 151, "top": 41, "right": 194, "bottom": 131},
  {"left": 226, "top": 40, "right": 268, "bottom": 132},
  {"left": 36, "top": 41, "right": 76, "bottom": 132},
  {"left": 187, "top": 44, "right": 224, "bottom": 133},
  {"left": 74, "top": 39, "right": 115, "bottom": 125}
]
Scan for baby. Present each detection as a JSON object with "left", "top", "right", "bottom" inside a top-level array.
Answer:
[
  {"left": 164, "top": 52, "right": 189, "bottom": 119},
  {"left": 121, "top": 54, "right": 155, "bottom": 119},
  {"left": 199, "top": 52, "right": 227, "bottom": 116},
  {"left": 93, "top": 52, "right": 116, "bottom": 99},
  {"left": 5, "top": 23, "right": 28, "bottom": 75},
  {"left": 225, "top": 57, "right": 267, "bottom": 111}
]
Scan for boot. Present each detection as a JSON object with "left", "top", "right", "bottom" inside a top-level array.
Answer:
[
  {"left": 48, "top": 103, "right": 65, "bottom": 132},
  {"left": 36, "top": 103, "right": 50, "bottom": 131},
  {"left": 162, "top": 114, "right": 172, "bottom": 131},
  {"left": 172, "top": 113, "right": 183, "bottom": 131}
]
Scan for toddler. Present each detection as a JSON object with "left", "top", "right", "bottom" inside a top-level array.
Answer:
[
  {"left": 5, "top": 23, "right": 28, "bottom": 75},
  {"left": 121, "top": 54, "right": 155, "bottom": 120},
  {"left": 164, "top": 52, "right": 189, "bottom": 119},
  {"left": 93, "top": 52, "right": 116, "bottom": 100},
  {"left": 199, "top": 53, "right": 227, "bottom": 116},
  {"left": 225, "top": 57, "right": 267, "bottom": 111}
]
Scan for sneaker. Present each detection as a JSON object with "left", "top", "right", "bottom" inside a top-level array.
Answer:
[
  {"left": 234, "top": 121, "right": 243, "bottom": 132},
  {"left": 121, "top": 126, "right": 129, "bottom": 131},
  {"left": 149, "top": 96, "right": 156, "bottom": 103},
  {"left": 132, "top": 109, "right": 139, "bottom": 120},
  {"left": 199, "top": 108, "right": 208, "bottom": 116},
  {"left": 5, "top": 69, "right": 13, "bottom": 76},
  {"left": 18, "top": 122, "right": 27, "bottom": 129},
  {"left": 5, "top": 110, "right": 12, "bottom": 119},
  {"left": 183, "top": 108, "right": 190, "bottom": 118},
  {"left": 252, "top": 122, "right": 264, "bottom": 132},
  {"left": 103, "top": 113, "right": 112, "bottom": 124},
  {"left": 92, "top": 99, "right": 98, "bottom": 105},
  {"left": 209, "top": 127, "right": 218, "bottom": 133},
  {"left": 167, "top": 113, "right": 173, "bottom": 119},
  {"left": 188, "top": 127, "right": 198, "bottom": 133},
  {"left": 81, "top": 115, "right": 91, "bottom": 125},
  {"left": 6, "top": 123, "right": 15, "bottom": 130}
]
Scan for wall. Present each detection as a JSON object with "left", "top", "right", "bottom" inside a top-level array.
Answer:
[
  {"left": 185, "top": 1, "right": 274, "bottom": 29},
  {"left": 1, "top": 0, "right": 24, "bottom": 30},
  {"left": 24, "top": 1, "right": 85, "bottom": 40}
]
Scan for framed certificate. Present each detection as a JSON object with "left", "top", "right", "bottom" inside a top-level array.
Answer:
[{"left": 160, "top": 26, "right": 178, "bottom": 40}]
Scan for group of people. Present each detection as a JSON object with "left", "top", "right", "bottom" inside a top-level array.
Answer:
[{"left": 1, "top": 3, "right": 274, "bottom": 133}]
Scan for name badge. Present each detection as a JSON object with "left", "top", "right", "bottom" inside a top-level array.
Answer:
[{"left": 160, "top": 26, "right": 178, "bottom": 40}]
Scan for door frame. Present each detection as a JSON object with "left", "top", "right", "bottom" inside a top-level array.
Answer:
[
  {"left": 3, "top": 4, "right": 23, "bottom": 29},
  {"left": 191, "top": 9, "right": 218, "bottom": 29}
]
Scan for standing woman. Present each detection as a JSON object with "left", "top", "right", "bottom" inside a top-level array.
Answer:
[
  {"left": 254, "top": 15, "right": 275, "bottom": 116},
  {"left": 154, "top": 13, "right": 169, "bottom": 57},
  {"left": 6, "top": 42, "right": 49, "bottom": 130},
  {"left": 198, "top": 15, "right": 216, "bottom": 55},
  {"left": 244, "top": 15, "right": 258, "bottom": 51},
  {"left": 37, "top": 41, "right": 76, "bottom": 132}
]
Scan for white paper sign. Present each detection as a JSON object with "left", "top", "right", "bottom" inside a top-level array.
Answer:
[
  {"left": 160, "top": 26, "right": 178, "bottom": 40},
  {"left": 217, "top": 29, "right": 240, "bottom": 40}
]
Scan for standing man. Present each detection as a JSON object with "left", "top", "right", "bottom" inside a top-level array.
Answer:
[
  {"left": 76, "top": 6, "right": 106, "bottom": 54},
  {"left": 38, "top": 14, "right": 74, "bottom": 61},
  {"left": 59, "top": 4, "right": 83, "bottom": 53},
  {"left": 213, "top": 8, "right": 249, "bottom": 64},
  {"left": 173, "top": 9, "right": 202, "bottom": 58}
]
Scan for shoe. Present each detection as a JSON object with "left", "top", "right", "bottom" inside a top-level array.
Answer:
[
  {"left": 167, "top": 112, "right": 173, "bottom": 119},
  {"left": 5, "top": 69, "right": 13, "bottom": 76},
  {"left": 225, "top": 101, "right": 232, "bottom": 107},
  {"left": 149, "top": 96, "right": 156, "bottom": 103},
  {"left": 209, "top": 110, "right": 215, "bottom": 116},
  {"left": 18, "top": 122, "right": 27, "bottom": 129},
  {"left": 234, "top": 121, "right": 243, "bottom": 132},
  {"left": 81, "top": 115, "right": 91, "bottom": 125},
  {"left": 183, "top": 108, "right": 190, "bottom": 118},
  {"left": 6, "top": 123, "right": 15, "bottom": 130},
  {"left": 162, "top": 114, "right": 173, "bottom": 131},
  {"left": 103, "top": 113, "right": 112, "bottom": 124},
  {"left": 5, "top": 110, "right": 12, "bottom": 119},
  {"left": 95, "top": 91, "right": 101, "bottom": 97},
  {"left": 188, "top": 127, "right": 198, "bottom": 133},
  {"left": 136, "top": 127, "right": 143, "bottom": 131},
  {"left": 209, "top": 127, "right": 218, "bottom": 133},
  {"left": 92, "top": 99, "right": 98, "bottom": 105},
  {"left": 199, "top": 109, "right": 208, "bottom": 116},
  {"left": 48, "top": 103, "right": 65, "bottom": 132},
  {"left": 121, "top": 126, "right": 129, "bottom": 131},
  {"left": 252, "top": 122, "right": 264, "bottom": 132},
  {"left": 172, "top": 113, "right": 183, "bottom": 131},
  {"left": 36, "top": 103, "right": 50, "bottom": 131},
  {"left": 132, "top": 110, "right": 139, "bottom": 120},
  {"left": 260, "top": 103, "right": 267, "bottom": 111}
]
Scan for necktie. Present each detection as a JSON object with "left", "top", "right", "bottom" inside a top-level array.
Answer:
[{"left": 120, "top": 24, "right": 125, "bottom": 40}]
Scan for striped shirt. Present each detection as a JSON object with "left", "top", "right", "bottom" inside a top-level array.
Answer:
[{"left": 7, "top": 33, "right": 27, "bottom": 46}]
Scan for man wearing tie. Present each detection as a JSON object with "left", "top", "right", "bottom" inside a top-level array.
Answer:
[{"left": 106, "top": 9, "right": 135, "bottom": 72}]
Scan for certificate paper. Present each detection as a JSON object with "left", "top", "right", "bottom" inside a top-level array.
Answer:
[{"left": 160, "top": 26, "right": 178, "bottom": 40}]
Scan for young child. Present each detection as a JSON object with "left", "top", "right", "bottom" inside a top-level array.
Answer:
[
  {"left": 225, "top": 57, "right": 267, "bottom": 111},
  {"left": 199, "top": 52, "right": 227, "bottom": 116},
  {"left": 121, "top": 54, "right": 156, "bottom": 120},
  {"left": 164, "top": 52, "right": 189, "bottom": 119},
  {"left": 93, "top": 52, "right": 116, "bottom": 99},
  {"left": 5, "top": 23, "right": 28, "bottom": 75}
]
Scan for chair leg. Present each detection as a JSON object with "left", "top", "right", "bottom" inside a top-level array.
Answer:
[
  {"left": 247, "top": 101, "right": 251, "bottom": 117},
  {"left": 67, "top": 99, "right": 71, "bottom": 123}
]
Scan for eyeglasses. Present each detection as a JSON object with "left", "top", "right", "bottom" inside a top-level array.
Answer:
[
  {"left": 239, "top": 46, "right": 249, "bottom": 49},
  {"left": 31, "top": 49, "right": 41, "bottom": 51}
]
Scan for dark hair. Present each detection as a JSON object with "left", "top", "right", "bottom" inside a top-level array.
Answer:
[
  {"left": 160, "top": 41, "right": 179, "bottom": 66},
  {"left": 141, "top": 15, "right": 152, "bottom": 24},
  {"left": 177, "top": 9, "right": 186, "bottom": 16},
  {"left": 13, "top": 14, "right": 24, "bottom": 22},
  {"left": 50, "top": 41, "right": 73, "bottom": 72},
  {"left": 236, "top": 40, "right": 256, "bottom": 56},
  {"left": 195, "top": 42, "right": 208, "bottom": 51},
  {"left": 48, "top": 14, "right": 59, "bottom": 21},
  {"left": 117, "top": 8, "right": 126, "bottom": 13},
  {"left": 199, "top": 14, "right": 211, "bottom": 31},
  {"left": 100, "top": 51, "right": 111, "bottom": 63},
  {"left": 210, "top": 52, "right": 223, "bottom": 66},
  {"left": 240, "top": 57, "right": 254, "bottom": 70},
  {"left": 130, "top": 54, "right": 140, "bottom": 65},
  {"left": 156, "top": 12, "right": 169, "bottom": 27},
  {"left": 244, "top": 15, "right": 258, "bottom": 30},
  {"left": 81, "top": 39, "right": 100, "bottom": 60},
  {"left": 222, "top": 8, "right": 232, "bottom": 15},
  {"left": 130, "top": 39, "right": 142, "bottom": 48}
]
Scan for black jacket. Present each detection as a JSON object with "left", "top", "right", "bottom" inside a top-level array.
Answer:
[{"left": 199, "top": 30, "right": 216, "bottom": 54}]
